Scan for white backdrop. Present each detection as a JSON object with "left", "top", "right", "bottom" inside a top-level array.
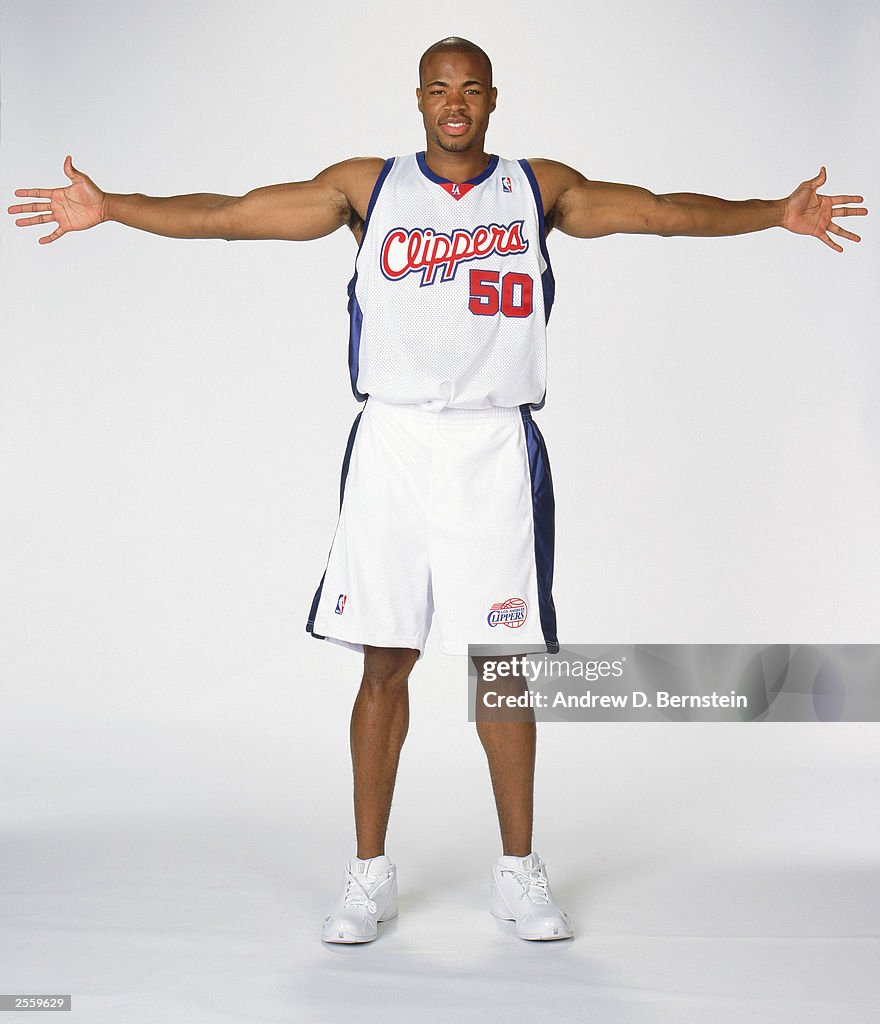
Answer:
[{"left": 2, "top": 2, "right": 879, "bottom": 1022}]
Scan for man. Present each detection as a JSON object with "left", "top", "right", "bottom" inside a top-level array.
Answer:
[{"left": 8, "top": 37, "right": 867, "bottom": 946}]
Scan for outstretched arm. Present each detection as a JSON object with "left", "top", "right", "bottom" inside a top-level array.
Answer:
[
  {"left": 533, "top": 160, "right": 867, "bottom": 253},
  {"left": 8, "top": 155, "right": 383, "bottom": 244}
]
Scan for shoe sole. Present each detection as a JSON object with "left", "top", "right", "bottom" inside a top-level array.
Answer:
[
  {"left": 490, "top": 907, "right": 573, "bottom": 940},
  {"left": 322, "top": 932, "right": 376, "bottom": 944},
  {"left": 321, "top": 909, "right": 398, "bottom": 944}
]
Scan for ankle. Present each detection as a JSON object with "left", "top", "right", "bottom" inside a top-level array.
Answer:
[{"left": 356, "top": 849, "right": 386, "bottom": 860}]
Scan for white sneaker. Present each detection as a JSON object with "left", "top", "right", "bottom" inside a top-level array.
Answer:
[
  {"left": 490, "top": 851, "right": 573, "bottom": 940},
  {"left": 321, "top": 854, "right": 398, "bottom": 944}
]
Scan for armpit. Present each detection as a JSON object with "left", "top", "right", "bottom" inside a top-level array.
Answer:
[{"left": 348, "top": 211, "right": 365, "bottom": 245}]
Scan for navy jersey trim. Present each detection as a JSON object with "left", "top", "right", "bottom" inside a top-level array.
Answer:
[
  {"left": 517, "top": 159, "right": 556, "bottom": 322},
  {"left": 416, "top": 151, "right": 500, "bottom": 187},
  {"left": 346, "top": 286, "right": 367, "bottom": 401},
  {"left": 347, "top": 158, "right": 394, "bottom": 402},
  {"left": 518, "top": 158, "right": 556, "bottom": 412},
  {"left": 363, "top": 158, "right": 395, "bottom": 231}
]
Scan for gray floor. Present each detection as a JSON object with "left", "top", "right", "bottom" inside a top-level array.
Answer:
[{"left": 3, "top": 650, "right": 879, "bottom": 1023}]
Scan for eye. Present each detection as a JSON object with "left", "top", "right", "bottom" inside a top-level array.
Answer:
[{"left": 430, "top": 89, "right": 445, "bottom": 95}]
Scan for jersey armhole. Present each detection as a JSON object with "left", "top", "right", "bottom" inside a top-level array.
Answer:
[
  {"left": 347, "top": 158, "right": 394, "bottom": 404},
  {"left": 517, "top": 160, "right": 548, "bottom": 239},
  {"left": 518, "top": 159, "right": 555, "bottom": 412},
  {"left": 518, "top": 158, "right": 554, "bottom": 285},
  {"left": 357, "top": 157, "right": 395, "bottom": 254}
]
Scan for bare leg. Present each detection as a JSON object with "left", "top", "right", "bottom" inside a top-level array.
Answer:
[
  {"left": 472, "top": 656, "right": 535, "bottom": 858},
  {"left": 350, "top": 645, "right": 420, "bottom": 859}
]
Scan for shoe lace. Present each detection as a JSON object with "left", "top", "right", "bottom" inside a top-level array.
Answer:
[
  {"left": 501, "top": 864, "right": 551, "bottom": 904},
  {"left": 342, "top": 871, "right": 380, "bottom": 914}
]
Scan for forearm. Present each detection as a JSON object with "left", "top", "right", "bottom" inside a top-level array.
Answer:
[
  {"left": 656, "top": 193, "right": 786, "bottom": 237},
  {"left": 103, "top": 191, "right": 237, "bottom": 239}
]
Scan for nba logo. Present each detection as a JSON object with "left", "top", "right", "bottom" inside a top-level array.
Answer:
[
  {"left": 335, "top": 594, "right": 347, "bottom": 615},
  {"left": 501, "top": 176, "right": 512, "bottom": 193}
]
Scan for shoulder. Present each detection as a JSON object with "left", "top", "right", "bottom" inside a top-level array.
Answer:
[
  {"left": 525, "top": 158, "right": 587, "bottom": 189},
  {"left": 522, "top": 159, "right": 588, "bottom": 232},
  {"left": 313, "top": 157, "right": 389, "bottom": 221}
]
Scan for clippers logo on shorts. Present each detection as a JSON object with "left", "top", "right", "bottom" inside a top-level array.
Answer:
[
  {"left": 380, "top": 221, "right": 529, "bottom": 287},
  {"left": 335, "top": 594, "right": 347, "bottom": 615},
  {"left": 487, "top": 597, "right": 528, "bottom": 628}
]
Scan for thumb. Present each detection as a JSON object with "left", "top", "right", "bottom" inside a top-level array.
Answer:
[
  {"left": 808, "top": 165, "right": 826, "bottom": 187},
  {"left": 64, "top": 155, "right": 82, "bottom": 183}
]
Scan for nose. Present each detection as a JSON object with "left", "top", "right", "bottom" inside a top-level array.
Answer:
[{"left": 444, "top": 88, "right": 466, "bottom": 111}]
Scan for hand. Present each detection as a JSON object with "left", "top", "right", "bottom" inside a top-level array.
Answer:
[
  {"left": 782, "top": 166, "right": 867, "bottom": 253},
  {"left": 7, "top": 155, "right": 106, "bottom": 244}
]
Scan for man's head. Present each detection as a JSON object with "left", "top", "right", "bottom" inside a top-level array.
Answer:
[
  {"left": 417, "top": 37, "right": 497, "bottom": 156},
  {"left": 418, "top": 37, "right": 493, "bottom": 88}
]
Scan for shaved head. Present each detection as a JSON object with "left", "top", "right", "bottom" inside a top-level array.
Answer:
[{"left": 418, "top": 37, "right": 493, "bottom": 87}]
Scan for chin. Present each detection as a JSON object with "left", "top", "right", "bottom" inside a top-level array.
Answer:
[{"left": 436, "top": 135, "right": 475, "bottom": 153}]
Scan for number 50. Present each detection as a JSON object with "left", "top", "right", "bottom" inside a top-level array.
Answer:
[{"left": 468, "top": 269, "right": 534, "bottom": 318}]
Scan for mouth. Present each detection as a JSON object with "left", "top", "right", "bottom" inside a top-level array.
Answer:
[{"left": 440, "top": 121, "right": 471, "bottom": 136}]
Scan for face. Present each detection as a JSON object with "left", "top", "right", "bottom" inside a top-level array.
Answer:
[{"left": 417, "top": 51, "right": 497, "bottom": 154}]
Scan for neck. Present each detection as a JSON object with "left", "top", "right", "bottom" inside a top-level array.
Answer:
[{"left": 423, "top": 142, "right": 491, "bottom": 183}]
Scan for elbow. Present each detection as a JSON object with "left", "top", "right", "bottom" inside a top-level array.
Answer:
[
  {"left": 216, "top": 194, "right": 246, "bottom": 241},
  {"left": 651, "top": 195, "right": 681, "bottom": 237}
]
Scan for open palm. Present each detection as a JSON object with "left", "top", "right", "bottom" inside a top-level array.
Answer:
[
  {"left": 782, "top": 166, "right": 867, "bottom": 253},
  {"left": 8, "top": 155, "right": 105, "bottom": 244}
]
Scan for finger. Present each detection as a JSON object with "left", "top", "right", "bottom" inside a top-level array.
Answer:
[
  {"left": 8, "top": 201, "right": 52, "bottom": 215},
  {"left": 13, "top": 188, "right": 53, "bottom": 200},
  {"left": 828, "top": 222, "right": 861, "bottom": 243},
  {"left": 826, "top": 194, "right": 864, "bottom": 205},
  {"left": 831, "top": 206, "right": 868, "bottom": 217},
  {"left": 818, "top": 232, "right": 843, "bottom": 253},
  {"left": 38, "top": 226, "right": 65, "bottom": 244},
  {"left": 14, "top": 213, "right": 57, "bottom": 227}
]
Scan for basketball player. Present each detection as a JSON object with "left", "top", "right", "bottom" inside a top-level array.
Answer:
[{"left": 8, "top": 37, "right": 867, "bottom": 945}]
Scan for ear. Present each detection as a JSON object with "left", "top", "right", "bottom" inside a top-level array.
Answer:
[
  {"left": 416, "top": 86, "right": 423, "bottom": 113},
  {"left": 489, "top": 86, "right": 497, "bottom": 113}
]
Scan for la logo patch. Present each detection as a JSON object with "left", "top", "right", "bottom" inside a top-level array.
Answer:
[{"left": 439, "top": 181, "right": 475, "bottom": 201}]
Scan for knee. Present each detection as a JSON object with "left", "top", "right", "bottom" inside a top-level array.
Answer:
[
  {"left": 360, "top": 665, "right": 410, "bottom": 694},
  {"left": 360, "top": 648, "right": 418, "bottom": 694}
]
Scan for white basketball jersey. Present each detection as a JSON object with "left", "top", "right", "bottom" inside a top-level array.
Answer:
[{"left": 347, "top": 153, "right": 555, "bottom": 410}]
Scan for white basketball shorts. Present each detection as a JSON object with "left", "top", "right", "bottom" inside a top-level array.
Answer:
[{"left": 306, "top": 397, "right": 559, "bottom": 657}]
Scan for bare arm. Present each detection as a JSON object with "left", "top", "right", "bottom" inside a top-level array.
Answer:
[
  {"left": 532, "top": 159, "right": 867, "bottom": 253},
  {"left": 8, "top": 155, "right": 384, "bottom": 244}
]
